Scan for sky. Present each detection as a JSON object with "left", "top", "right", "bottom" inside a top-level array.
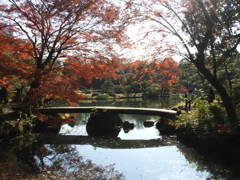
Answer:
[
  {"left": 0, "top": 0, "right": 6, "bottom": 4},
  {"left": 119, "top": 21, "right": 183, "bottom": 62}
]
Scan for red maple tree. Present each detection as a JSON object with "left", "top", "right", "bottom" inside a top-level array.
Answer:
[
  {"left": 0, "top": 0, "right": 130, "bottom": 108},
  {"left": 128, "top": 57, "right": 178, "bottom": 93},
  {"left": 0, "top": 34, "right": 34, "bottom": 89}
]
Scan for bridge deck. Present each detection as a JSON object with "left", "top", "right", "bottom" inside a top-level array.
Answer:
[{"left": 38, "top": 106, "right": 177, "bottom": 117}]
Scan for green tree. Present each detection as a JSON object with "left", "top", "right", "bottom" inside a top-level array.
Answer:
[
  {"left": 179, "top": 59, "right": 210, "bottom": 91},
  {"left": 101, "top": 79, "right": 115, "bottom": 94},
  {"left": 144, "top": 83, "right": 161, "bottom": 98}
]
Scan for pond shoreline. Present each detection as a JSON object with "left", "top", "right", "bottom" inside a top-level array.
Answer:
[{"left": 79, "top": 92, "right": 178, "bottom": 100}]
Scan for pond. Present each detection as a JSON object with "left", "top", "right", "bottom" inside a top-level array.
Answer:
[
  {"left": 60, "top": 114, "right": 210, "bottom": 180},
  {"left": 0, "top": 97, "right": 240, "bottom": 179}
]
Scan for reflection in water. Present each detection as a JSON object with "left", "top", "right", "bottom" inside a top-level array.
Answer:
[
  {"left": 59, "top": 115, "right": 208, "bottom": 180},
  {"left": 39, "top": 135, "right": 174, "bottom": 149},
  {"left": 74, "top": 145, "right": 211, "bottom": 180},
  {"left": 38, "top": 144, "right": 124, "bottom": 179},
  {"left": 0, "top": 141, "right": 125, "bottom": 179},
  {"left": 2, "top": 98, "right": 240, "bottom": 179},
  {"left": 59, "top": 108, "right": 240, "bottom": 180},
  {"left": 3, "top": 134, "right": 240, "bottom": 180},
  {"left": 177, "top": 144, "right": 240, "bottom": 180}
]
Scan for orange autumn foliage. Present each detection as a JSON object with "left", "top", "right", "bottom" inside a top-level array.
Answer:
[
  {"left": 0, "top": 34, "right": 34, "bottom": 89},
  {"left": 0, "top": 0, "right": 130, "bottom": 107},
  {"left": 0, "top": 33, "right": 125, "bottom": 106},
  {"left": 129, "top": 57, "right": 179, "bottom": 89},
  {"left": 157, "top": 57, "right": 179, "bottom": 88}
]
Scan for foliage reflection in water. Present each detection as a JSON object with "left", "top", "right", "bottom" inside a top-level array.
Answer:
[
  {"left": 60, "top": 112, "right": 212, "bottom": 180},
  {"left": 59, "top": 96, "right": 240, "bottom": 180},
  {"left": 1, "top": 98, "right": 240, "bottom": 179},
  {"left": 0, "top": 140, "right": 125, "bottom": 180}
]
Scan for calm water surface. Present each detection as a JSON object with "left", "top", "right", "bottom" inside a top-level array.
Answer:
[
  {"left": 59, "top": 97, "right": 212, "bottom": 180},
  {"left": 1, "top": 97, "right": 238, "bottom": 179}
]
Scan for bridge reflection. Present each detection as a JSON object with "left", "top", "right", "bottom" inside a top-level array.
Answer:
[{"left": 38, "top": 135, "right": 176, "bottom": 149}]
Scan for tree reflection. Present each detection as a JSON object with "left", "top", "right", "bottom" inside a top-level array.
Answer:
[
  {"left": 0, "top": 139, "right": 125, "bottom": 180},
  {"left": 177, "top": 143, "right": 240, "bottom": 180},
  {"left": 37, "top": 144, "right": 124, "bottom": 180}
]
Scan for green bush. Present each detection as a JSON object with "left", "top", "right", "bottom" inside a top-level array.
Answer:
[
  {"left": 0, "top": 113, "right": 36, "bottom": 140},
  {"left": 172, "top": 101, "right": 186, "bottom": 111},
  {"left": 194, "top": 99, "right": 212, "bottom": 122},
  {"left": 144, "top": 84, "right": 161, "bottom": 98},
  {"left": 115, "top": 85, "right": 126, "bottom": 93},
  {"left": 124, "top": 85, "right": 133, "bottom": 95},
  {"left": 175, "top": 99, "right": 227, "bottom": 132},
  {"left": 101, "top": 80, "right": 115, "bottom": 93}
]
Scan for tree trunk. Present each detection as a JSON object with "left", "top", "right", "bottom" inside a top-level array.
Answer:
[{"left": 196, "top": 62, "right": 239, "bottom": 129}]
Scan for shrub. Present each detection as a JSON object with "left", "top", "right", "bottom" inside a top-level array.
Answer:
[
  {"left": 144, "top": 84, "right": 161, "bottom": 98},
  {"left": 0, "top": 113, "right": 36, "bottom": 140},
  {"left": 115, "top": 85, "right": 126, "bottom": 94},
  {"left": 171, "top": 101, "right": 186, "bottom": 111},
  {"left": 101, "top": 79, "right": 115, "bottom": 93},
  {"left": 175, "top": 99, "right": 227, "bottom": 133}
]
